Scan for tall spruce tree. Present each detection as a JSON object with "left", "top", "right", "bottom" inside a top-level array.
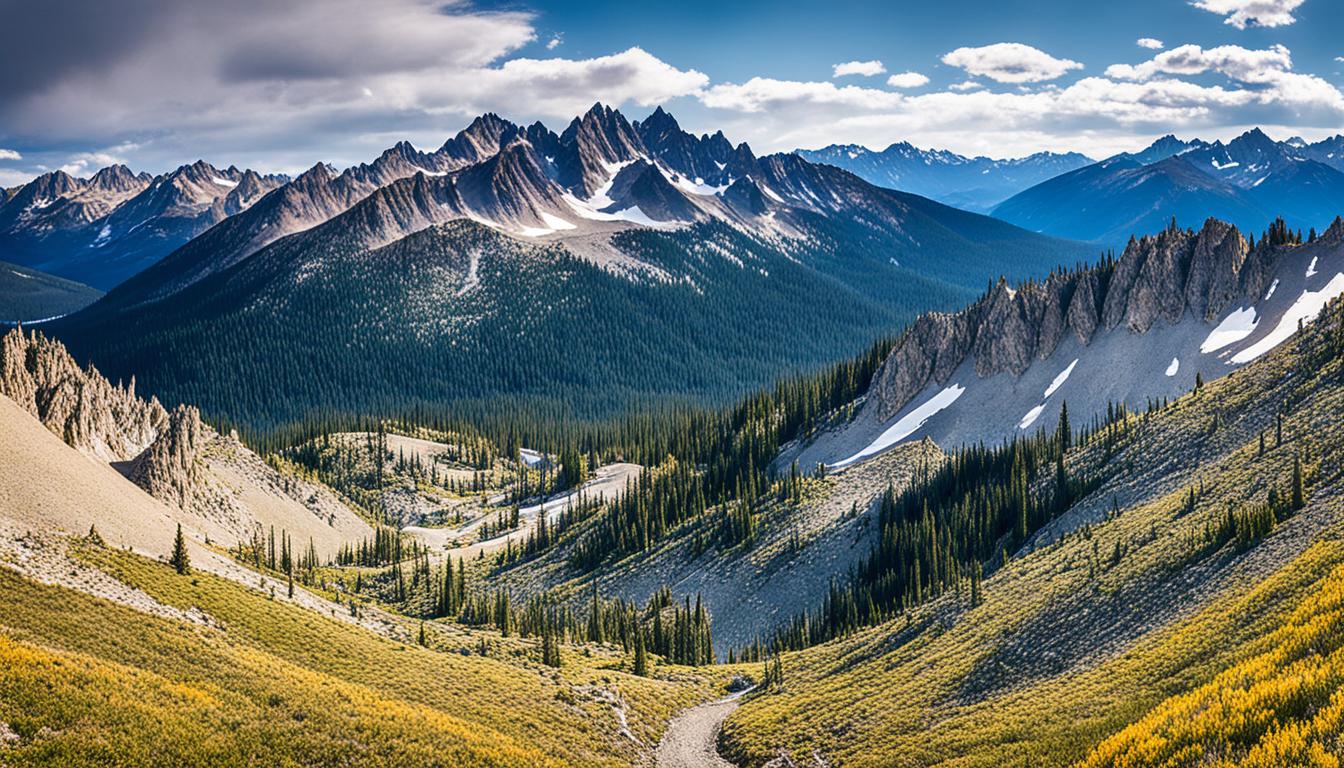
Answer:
[{"left": 170, "top": 523, "right": 190, "bottom": 575}]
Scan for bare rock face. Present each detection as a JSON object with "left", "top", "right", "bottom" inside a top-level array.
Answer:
[
  {"left": 1123, "top": 228, "right": 1193, "bottom": 332},
  {"left": 972, "top": 280, "right": 1040, "bottom": 377},
  {"left": 0, "top": 327, "right": 166, "bottom": 461},
  {"left": 861, "top": 217, "right": 1282, "bottom": 423},
  {"left": 1185, "top": 218, "right": 1248, "bottom": 321},
  {"left": 869, "top": 311, "right": 973, "bottom": 422},
  {"left": 1066, "top": 270, "right": 1104, "bottom": 345},
  {"left": 129, "top": 405, "right": 204, "bottom": 510},
  {"left": 1035, "top": 273, "right": 1074, "bottom": 361}
]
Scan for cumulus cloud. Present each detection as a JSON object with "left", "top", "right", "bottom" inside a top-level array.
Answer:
[
  {"left": 0, "top": 1, "right": 706, "bottom": 173},
  {"left": 1102, "top": 43, "right": 1344, "bottom": 115},
  {"left": 832, "top": 60, "right": 886, "bottom": 78},
  {"left": 1191, "top": 0, "right": 1305, "bottom": 29},
  {"left": 445, "top": 48, "right": 708, "bottom": 116},
  {"left": 1137, "top": 38, "right": 1165, "bottom": 50},
  {"left": 546, "top": 34, "right": 563, "bottom": 51},
  {"left": 886, "top": 72, "right": 930, "bottom": 89},
  {"left": 1105, "top": 43, "right": 1293, "bottom": 82},
  {"left": 941, "top": 43, "right": 1083, "bottom": 84},
  {"left": 0, "top": 148, "right": 21, "bottom": 161},
  {"left": 57, "top": 144, "right": 138, "bottom": 176},
  {"left": 700, "top": 42, "right": 1344, "bottom": 158}
]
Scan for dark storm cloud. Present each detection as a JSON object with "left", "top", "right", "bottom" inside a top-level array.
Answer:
[{"left": 0, "top": 0, "right": 171, "bottom": 101}]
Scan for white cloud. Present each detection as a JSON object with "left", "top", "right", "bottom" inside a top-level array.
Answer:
[
  {"left": 444, "top": 47, "right": 708, "bottom": 117},
  {"left": 546, "top": 34, "right": 562, "bottom": 51},
  {"left": 1137, "top": 38, "right": 1165, "bottom": 50},
  {"left": 941, "top": 43, "right": 1083, "bottom": 84},
  {"left": 57, "top": 144, "right": 138, "bottom": 176},
  {"left": 948, "top": 80, "right": 984, "bottom": 92},
  {"left": 0, "top": 149, "right": 21, "bottom": 161},
  {"left": 702, "top": 78, "right": 905, "bottom": 113},
  {"left": 0, "top": 0, "right": 708, "bottom": 174},
  {"left": 1191, "top": 0, "right": 1305, "bottom": 29},
  {"left": 1106, "top": 43, "right": 1291, "bottom": 82},
  {"left": 699, "top": 50, "right": 1344, "bottom": 158},
  {"left": 1102, "top": 43, "right": 1343, "bottom": 115},
  {"left": 832, "top": 60, "right": 886, "bottom": 78},
  {"left": 886, "top": 72, "right": 930, "bottom": 89}
]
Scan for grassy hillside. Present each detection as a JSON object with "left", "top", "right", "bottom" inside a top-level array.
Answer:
[
  {"left": 0, "top": 260, "right": 101, "bottom": 323},
  {"left": 0, "top": 544, "right": 730, "bottom": 767},
  {"left": 719, "top": 295, "right": 1344, "bottom": 766}
]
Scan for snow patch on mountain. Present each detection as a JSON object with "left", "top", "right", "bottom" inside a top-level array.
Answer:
[
  {"left": 1201, "top": 307, "right": 1259, "bottom": 353},
  {"left": 832, "top": 384, "right": 965, "bottom": 469},
  {"left": 1232, "top": 273, "right": 1344, "bottom": 364},
  {"left": 1043, "top": 358, "right": 1078, "bottom": 398},
  {"left": 1019, "top": 403, "right": 1046, "bottom": 430}
]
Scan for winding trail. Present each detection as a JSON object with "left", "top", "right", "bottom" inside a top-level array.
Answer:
[{"left": 655, "top": 688, "right": 753, "bottom": 768}]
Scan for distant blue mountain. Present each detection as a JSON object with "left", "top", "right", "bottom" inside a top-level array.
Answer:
[
  {"left": 993, "top": 129, "right": 1344, "bottom": 248},
  {"left": 795, "top": 142, "right": 1093, "bottom": 212}
]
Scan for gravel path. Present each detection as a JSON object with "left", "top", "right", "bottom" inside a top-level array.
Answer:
[{"left": 656, "top": 688, "right": 752, "bottom": 768}]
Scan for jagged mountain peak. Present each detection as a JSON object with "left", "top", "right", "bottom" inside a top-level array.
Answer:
[
  {"left": 88, "top": 164, "right": 144, "bottom": 192},
  {"left": 438, "top": 112, "right": 520, "bottom": 165}
]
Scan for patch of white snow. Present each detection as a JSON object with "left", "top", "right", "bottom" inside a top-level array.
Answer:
[
  {"left": 1201, "top": 307, "right": 1258, "bottom": 353},
  {"left": 538, "top": 212, "right": 576, "bottom": 231},
  {"left": 1043, "top": 359, "right": 1078, "bottom": 398},
  {"left": 1231, "top": 273, "right": 1344, "bottom": 364},
  {"left": 1165, "top": 357, "right": 1179, "bottom": 376},
  {"left": 1018, "top": 404, "right": 1046, "bottom": 430},
  {"left": 831, "top": 384, "right": 965, "bottom": 468}
]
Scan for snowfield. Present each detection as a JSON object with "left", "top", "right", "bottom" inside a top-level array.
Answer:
[
  {"left": 1044, "top": 358, "right": 1078, "bottom": 398},
  {"left": 1232, "top": 273, "right": 1344, "bottom": 364},
  {"left": 1019, "top": 403, "right": 1046, "bottom": 430},
  {"left": 1201, "top": 306, "right": 1258, "bottom": 353},
  {"left": 1166, "top": 357, "right": 1180, "bottom": 376},
  {"left": 832, "top": 384, "right": 965, "bottom": 468}
]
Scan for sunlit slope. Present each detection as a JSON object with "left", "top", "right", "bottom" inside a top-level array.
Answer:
[
  {"left": 0, "top": 545, "right": 722, "bottom": 767},
  {"left": 721, "top": 295, "right": 1344, "bottom": 767}
]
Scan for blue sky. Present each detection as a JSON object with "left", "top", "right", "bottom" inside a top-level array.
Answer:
[{"left": 0, "top": 0, "right": 1340, "bottom": 184}]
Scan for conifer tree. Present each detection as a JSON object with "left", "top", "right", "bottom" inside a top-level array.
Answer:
[
  {"left": 1291, "top": 454, "right": 1305, "bottom": 510},
  {"left": 633, "top": 627, "right": 649, "bottom": 676},
  {"left": 170, "top": 523, "right": 190, "bottom": 575}
]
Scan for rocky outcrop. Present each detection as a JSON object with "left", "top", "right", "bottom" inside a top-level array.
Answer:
[
  {"left": 867, "top": 218, "right": 1280, "bottom": 422},
  {"left": 0, "top": 327, "right": 166, "bottom": 461},
  {"left": 128, "top": 405, "right": 204, "bottom": 510}
]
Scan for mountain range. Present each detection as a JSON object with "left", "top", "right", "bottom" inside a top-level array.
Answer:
[
  {"left": 49, "top": 104, "right": 1092, "bottom": 429},
  {"left": 795, "top": 142, "right": 1094, "bottom": 212},
  {"left": 994, "top": 128, "right": 1344, "bottom": 248},
  {"left": 0, "top": 161, "right": 288, "bottom": 290}
]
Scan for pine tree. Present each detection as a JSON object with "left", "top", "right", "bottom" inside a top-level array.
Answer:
[
  {"left": 170, "top": 523, "right": 190, "bottom": 575},
  {"left": 1291, "top": 454, "right": 1305, "bottom": 510},
  {"left": 633, "top": 627, "right": 649, "bottom": 676}
]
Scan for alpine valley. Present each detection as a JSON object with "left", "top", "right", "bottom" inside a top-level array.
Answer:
[{"left": 5, "top": 5, "right": 1344, "bottom": 767}]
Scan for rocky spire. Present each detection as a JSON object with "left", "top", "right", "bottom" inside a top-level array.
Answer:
[
  {"left": 129, "top": 405, "right": 204, "bottom": 510},
  {"left": 0, "top": 327, "right": 166, "bottom": 461}
]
